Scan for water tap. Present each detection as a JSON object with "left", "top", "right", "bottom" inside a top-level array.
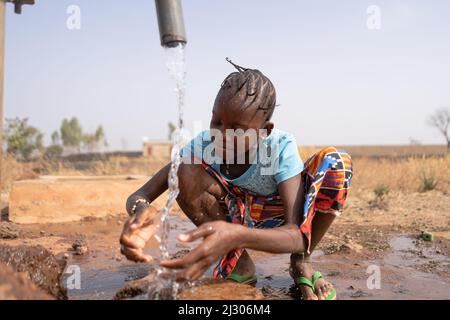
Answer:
[
  {"left": 155, "top": 0, "right": 187, "bottom": 47},
  {"left": 6, "top": 0, "right": 35, "bottom": 14}
]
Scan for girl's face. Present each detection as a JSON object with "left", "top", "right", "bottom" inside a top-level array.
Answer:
[{"left": 209, "top": 90, "right": 274, "bottom": 161}]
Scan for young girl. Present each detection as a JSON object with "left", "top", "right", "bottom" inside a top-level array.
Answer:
[{"left": 120, "top": 59, "right": 353, "bottom": 300}]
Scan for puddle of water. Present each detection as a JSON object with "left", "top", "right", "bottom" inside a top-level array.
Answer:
[
  {"left": 385, "top": 235, "right": 449, "bottom": 268},
  {"left": 65, "top": 264, "right": 153, "bottom": 300},
  {"left": 251, "top": 235, "right": 450, "bottom": 300},
  {"left": 363, "top": 235, "right": 450, "bottom": 299},
  {"left": 66, "top": 216, "right": 199, "bottom": 300},
  {"left": 65, "top": 229, "right": 450, "bottom": 300}
]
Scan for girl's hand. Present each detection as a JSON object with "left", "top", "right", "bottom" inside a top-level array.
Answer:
[
  {"left": 120, "top": 205, "right": 157, "bottom": 263},
  {"left": 160, "top": 220, "right": 244, "bottom": 281}
]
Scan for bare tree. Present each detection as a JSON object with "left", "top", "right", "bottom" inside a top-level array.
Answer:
[{"left": 427, "top": 108, "right": 450, "bottom": 154}]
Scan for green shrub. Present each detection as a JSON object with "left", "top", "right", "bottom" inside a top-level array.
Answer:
[
  {"left": 420, "top": 168, "right": 438, "bottom": 192},
  {"left": 374, "top": 184, "right": 390, "bottom": 199}
]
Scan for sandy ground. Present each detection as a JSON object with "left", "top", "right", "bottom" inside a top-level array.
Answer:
[{"left": 1, "top": 184, "right": 449, "bottom": 300}]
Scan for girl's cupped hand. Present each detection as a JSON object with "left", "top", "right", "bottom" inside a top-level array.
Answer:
[{"left": 160, "top": 220, "right": 244, "bottom": 281}]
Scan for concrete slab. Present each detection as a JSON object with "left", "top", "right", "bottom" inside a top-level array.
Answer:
[{"left": 9, "top": 175, "right": 173, "bottom": 224}]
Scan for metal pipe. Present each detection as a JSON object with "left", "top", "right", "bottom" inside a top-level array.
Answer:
[
  {"left": 0, "top": 1, "right": 5, "bottom": 189},
  {"left": 6, "top": 0, "right": 35, "bottom": 15},
  {"left": 155, "top": 0, "right": 187, "bottom": 47}
]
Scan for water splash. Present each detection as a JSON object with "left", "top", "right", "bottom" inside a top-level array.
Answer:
[{"left": 148, "top": 43, "right": 186, "bottom": 300}]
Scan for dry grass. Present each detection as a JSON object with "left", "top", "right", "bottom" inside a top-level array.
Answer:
[
  {"left": 298, "top": 145, "right": 449, "bottom": 194},
  {"left": 299, "top": 144, "right": 446, "bottom": 159},
  {"left": 352, "top": 157, "right": 449, "bottom": 193},
  {"left": 2, "top": 145, "right": 449, "bottom": 196},
  {"left": 39, "top": 156, "right": 167, "bottom": 177},
  {"left": 1, "top": 156, "right": 38, "bottom": 193}
]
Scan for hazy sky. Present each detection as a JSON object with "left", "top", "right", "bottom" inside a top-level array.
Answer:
[{"left": 4, "top": 0, "right": 450, "bottom": 150}]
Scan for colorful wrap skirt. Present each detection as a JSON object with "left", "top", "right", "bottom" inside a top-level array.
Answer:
[{"left": 199, "top": 146, "right": 353, "bottom": 280}]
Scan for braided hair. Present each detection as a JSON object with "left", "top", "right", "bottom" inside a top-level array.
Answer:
[{"left": 219, "top": 58, "right": 277, "bottom": 121}]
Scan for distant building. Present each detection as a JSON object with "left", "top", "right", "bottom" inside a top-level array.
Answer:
[{"left": 142, "top": 140, "right": 172, "bottom": 159}]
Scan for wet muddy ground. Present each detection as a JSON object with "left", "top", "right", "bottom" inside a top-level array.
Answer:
[{"left": 2, "top": 211, "right": 449, "bottom": 300}]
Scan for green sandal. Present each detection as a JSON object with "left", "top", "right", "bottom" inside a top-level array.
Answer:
[
  {"left": 226, "top": 273, "right": 258, "bottom": 285},
  {"left": 296, "top": 271, "right": 337, "bottom": 300}
]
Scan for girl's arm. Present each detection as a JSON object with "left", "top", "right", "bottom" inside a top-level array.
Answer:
[
  {"left": 125, "top": 163, "right": 171, "bottom": 215},
  {"left": 120, "top": 163, "right": 171, "bottom": 263}
]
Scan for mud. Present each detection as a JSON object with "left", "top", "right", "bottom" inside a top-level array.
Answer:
[
  {"left": 0, "top": 262, "right": 52, "bottom": 300},
  {"left": 114, "top": 275, "right": 264, "bottom": 300},
  {"left": 0, "top": 244, "right": 67, "bottom": 299},
  {"left": 0, "top": 222, "right": 18, "bottom": 239},
  {"left": 72, "top": 215, "right": 450, "bottom": 300},
  {"left": 178, "top": 278, "right": 265, "bottom": 300},
  {"left": 113, "top": 276, "right": 149, "bottom": 300},
  {"left": 1, "top": 211, "right": 449, "bottom": 300},
  {"left": 71, "top": 235, "right": 89, "bottom": 256}
]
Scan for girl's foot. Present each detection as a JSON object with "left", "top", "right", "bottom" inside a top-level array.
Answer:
[
  {"left": 290, "top": 254, "right": 334, "bottom": 300},
  {"left": 228, "top": 250, "right": 256, "bottom": 281}
]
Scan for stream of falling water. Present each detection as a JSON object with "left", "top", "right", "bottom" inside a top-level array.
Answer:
[{"left": 147, "top": 43, "right": 187, "bottom": 300}]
